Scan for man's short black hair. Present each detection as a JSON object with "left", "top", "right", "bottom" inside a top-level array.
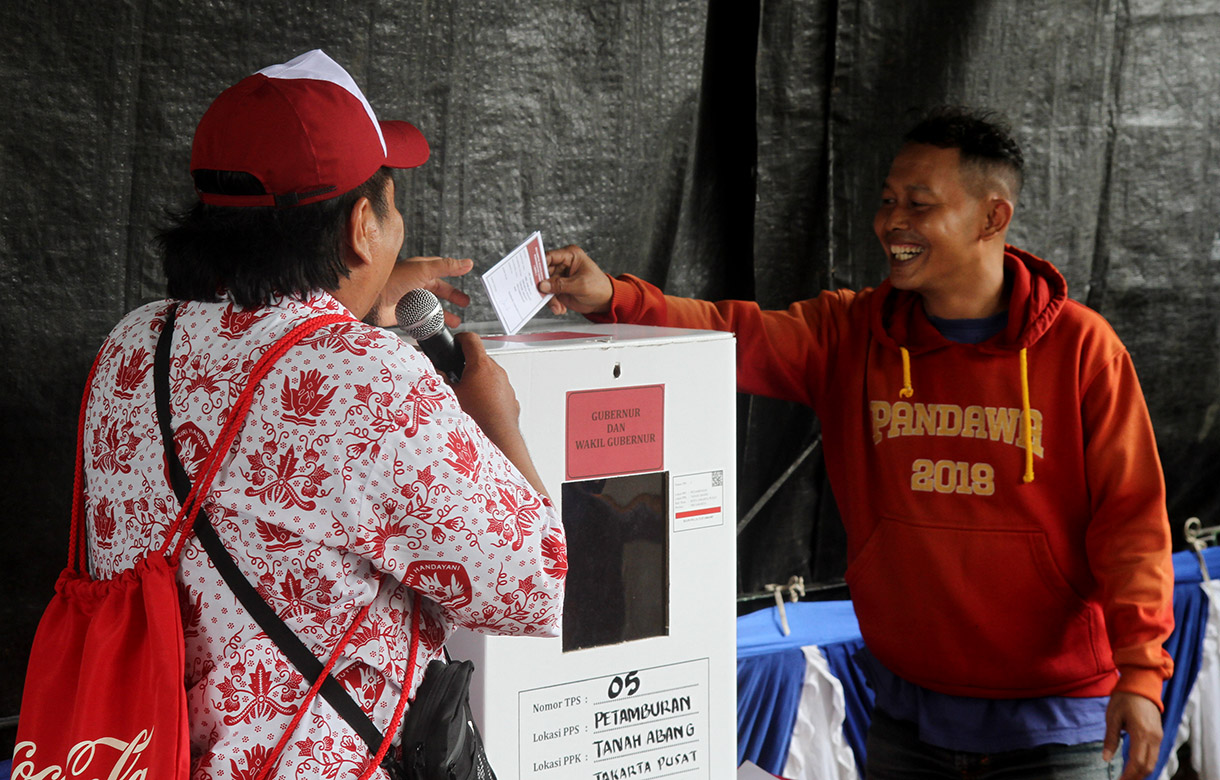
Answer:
[
  {"left": 904, "top": 107, "right": 1024, "bottom": 201},
  {"left": 160, "top": 167, "right": 393, "bottom": 308}
]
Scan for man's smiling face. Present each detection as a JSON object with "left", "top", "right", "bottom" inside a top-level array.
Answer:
[{"left": 873, "top": 143, "right": 991, "bottom": 300}]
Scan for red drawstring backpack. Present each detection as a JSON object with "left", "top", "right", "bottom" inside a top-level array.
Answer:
[{"left": 12, "top": 311, "right": 416, "bottom": 780}]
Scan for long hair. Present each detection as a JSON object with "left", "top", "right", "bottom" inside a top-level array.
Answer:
[{"left": 160, "top": 168, "right": 391, "bottom": 307}]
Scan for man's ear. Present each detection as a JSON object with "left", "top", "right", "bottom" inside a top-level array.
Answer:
[
  {"left": 345, "top": 196, "right": 377, "bottom": 268},
  {"left": 980, "top": 197, "right": 1014, "bottom": 241}
]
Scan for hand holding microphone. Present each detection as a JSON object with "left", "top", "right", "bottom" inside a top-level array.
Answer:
[
  {"left": 396, "top": 289, "right": 465, "bottom": 383},
  {"left": 396, "top": 288, "right": 547, "bottom": 496}
]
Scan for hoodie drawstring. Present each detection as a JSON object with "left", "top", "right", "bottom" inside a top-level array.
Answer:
[
  {"left": 899, "top": 347, "right": 914, "bottom": 398},
  {"left": 1019, "top": 347, "right": 1034, "bottom": 483},
  {"left": 895, "top": 344, "right": 1036, "bottom": 483}
]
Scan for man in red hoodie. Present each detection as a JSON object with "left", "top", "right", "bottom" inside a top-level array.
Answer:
[{"left": 539, "top": 108, "right": 1172, "bottom": 779}]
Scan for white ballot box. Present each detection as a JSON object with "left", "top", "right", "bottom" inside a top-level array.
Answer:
[{"left": 448, "top": 322, "right": 737, "bottom": 780}]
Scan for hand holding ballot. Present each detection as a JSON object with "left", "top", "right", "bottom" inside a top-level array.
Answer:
[
  {"left": 480, "top": 232, "right": 554, "bottom": 334},
  {"left": 539, "top": 244, "right": 613, "bottom": 315}
]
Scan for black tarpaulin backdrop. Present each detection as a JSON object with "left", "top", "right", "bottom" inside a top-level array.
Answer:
[{"left": 2, "top": 0, "right": 1218, "bottom": 739}]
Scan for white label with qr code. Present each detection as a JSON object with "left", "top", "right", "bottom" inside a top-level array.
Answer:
[{"left": 672, "top": 471, "right": 724, "bottom": 532}]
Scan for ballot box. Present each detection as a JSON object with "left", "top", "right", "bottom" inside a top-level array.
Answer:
[{"left": 447, "top": 323, "right": 737, "bottom": 780}]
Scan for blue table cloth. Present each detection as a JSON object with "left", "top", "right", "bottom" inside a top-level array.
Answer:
[{"left": 737, "top": 601, "right": 871, "bottom": 774}]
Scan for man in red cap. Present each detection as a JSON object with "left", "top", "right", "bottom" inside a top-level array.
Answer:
[{"left": 81, "top": 50, "right": 565, "bottom": 779}]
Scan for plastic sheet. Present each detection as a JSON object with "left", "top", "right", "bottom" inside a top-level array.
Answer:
[{"left": 3, "top": 1, "right": 1218, "bottom": 742}]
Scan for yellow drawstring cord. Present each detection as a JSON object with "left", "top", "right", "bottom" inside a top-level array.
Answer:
[
  {"left": 1019, "top": 347, "right": 1034, "bottom": 483},
  {"left": 900, "top": 347, "right": 914, "bottom": 398},
  {"left": 897, "top": 345, "right": 1033, "bottom": 481}
]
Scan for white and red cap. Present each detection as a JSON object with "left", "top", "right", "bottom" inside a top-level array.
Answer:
[{"left": 190, "top": 49, "right": 429, "bottom": 208}]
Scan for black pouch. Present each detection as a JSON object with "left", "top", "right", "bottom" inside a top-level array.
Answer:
[{"left": 399, "top": 658, "right": 498, "bottom": 780}]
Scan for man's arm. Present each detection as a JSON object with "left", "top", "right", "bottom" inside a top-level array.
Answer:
[
  {"left": 451, "top": 332, "right": 548, "bottom": 499},
  {"left": 1081, "top": 348, "right": 1173, "bottom": 780},
  {"left": 540, "top": 244, "right": 854, "bottom": 409},
  {"left": 340, "top": 324, "right": 564, "bottom": 637},
  {"left": 540, "top": 244, "right": 694, "bottom": 326}
]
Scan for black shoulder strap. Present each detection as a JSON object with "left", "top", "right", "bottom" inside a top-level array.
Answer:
[{"left": 154, "top": 303, "right": 388, "bottom": 758}]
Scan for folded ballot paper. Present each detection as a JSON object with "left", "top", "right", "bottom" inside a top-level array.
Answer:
[{"left": 480, "top": 231, "right": 554, "bottom": 335}]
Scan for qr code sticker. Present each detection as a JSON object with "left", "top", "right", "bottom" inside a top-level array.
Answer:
[{"left": 712, "top": 470, "right": 723, "bottom": 487}]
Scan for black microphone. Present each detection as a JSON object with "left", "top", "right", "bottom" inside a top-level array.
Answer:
[{"left": 395, "top": 289, "right": 465, "bottom": 383}]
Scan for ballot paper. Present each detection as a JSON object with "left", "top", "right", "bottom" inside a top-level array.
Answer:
[{"left": 480, "top": 231, "right": 553, "bottom": 335}]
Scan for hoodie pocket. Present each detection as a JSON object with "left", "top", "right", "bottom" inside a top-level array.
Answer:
[{"left": 845, "top": 516, "right": 1109, "bottom": 695}]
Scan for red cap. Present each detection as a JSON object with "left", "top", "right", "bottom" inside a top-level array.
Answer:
[{"left": 190, "top": 50, "right": 429, "bottom": 208}]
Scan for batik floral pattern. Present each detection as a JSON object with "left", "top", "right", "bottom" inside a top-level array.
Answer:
[
  {"left": 280, "top": 369, "right": 338, "bottom": 426},
  {"left": 111, "top": 347, "right": 152, "bottom": 400},
  {"left": 241, "top": 432, "right": 334, "bottom": 511},
  {"left": 82, "top": 292, "right": 565, "bottom": 780}
]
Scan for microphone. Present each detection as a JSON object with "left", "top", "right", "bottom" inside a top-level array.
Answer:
[{"left": 395, "top": 289, "right": 465, "bottom": 383}]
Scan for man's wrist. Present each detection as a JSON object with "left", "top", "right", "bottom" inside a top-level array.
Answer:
[
  {"left": 586, "top": 273, "right": 629, "bottom": 322},
  {"left": 1113, "top": 668, "right": 1165, "bottom": 711}
]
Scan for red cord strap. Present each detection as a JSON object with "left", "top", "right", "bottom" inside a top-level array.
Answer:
[
  {"left": 158, "top": 313, "right": 354, "bottom": 562},
  {"left": 256, "top": 592, "right": 423, "bottom": 780},
  {"left": 252, "top": 602, "right": 375, "bottom": 780},
  {"left": 71, "top": 312, "right": 353, "bottom": 574},
  {"left": 67, "top": 343, "right": 111, "bottom": 574},
  {"left": 355, "top": 594, "right": 423, "bottom": 780},
  {"left": 74, "top": 309, "right": 420, "bottom": 779}
]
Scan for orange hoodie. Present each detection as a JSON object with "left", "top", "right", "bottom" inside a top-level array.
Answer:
[{"left": 592, "top": 245, "right": 1174, "bottom": 706}]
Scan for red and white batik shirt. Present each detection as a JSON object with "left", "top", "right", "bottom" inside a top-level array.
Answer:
[{"left": 83, "top": 291, "right": 567, "bottom": 780}]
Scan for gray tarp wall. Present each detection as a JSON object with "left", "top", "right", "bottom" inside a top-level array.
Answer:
[{"left": 3, "top": 0, "right": 1218, "bottom": 743}]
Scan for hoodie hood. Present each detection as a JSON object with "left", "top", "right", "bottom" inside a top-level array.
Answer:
[
  {"left": 866, "top": 244, "right": 1068, "bottom": 483},
  {"left": 868, "top": 245, "right": 1069, "bottom": 356}
]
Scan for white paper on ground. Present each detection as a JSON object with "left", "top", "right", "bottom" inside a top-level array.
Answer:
[{"left": 738, "top": 759, "right": 782, "bottom": 779}]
